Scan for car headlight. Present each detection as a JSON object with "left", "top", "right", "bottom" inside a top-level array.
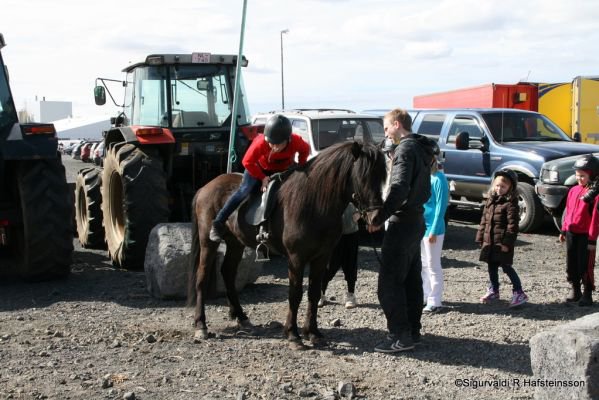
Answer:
[{"left": 541, "top": 169, "right": 559, "bottom": 183}]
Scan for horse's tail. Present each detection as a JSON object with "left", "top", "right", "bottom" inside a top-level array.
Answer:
[{"left": 186, "top": 191, "right": 201, "bottom": 307}]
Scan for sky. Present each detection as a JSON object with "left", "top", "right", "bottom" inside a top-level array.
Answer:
[{"left": 2, "top": 0, "right": 599, "bottom": 120}]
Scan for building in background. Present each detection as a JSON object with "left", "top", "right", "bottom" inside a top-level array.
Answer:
[
  {"left": 53, "top": 116, "right": 110, "bottom": 140},
  {"left": 36, "top": 99, "right": 72, "bottom": 122}
]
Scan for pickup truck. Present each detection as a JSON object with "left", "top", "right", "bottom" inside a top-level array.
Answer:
[
  {"left": 408, "top": 108, "right": 599, "bottom": 232},
  {"left": 536, "top": 153, "right": 599, "bottom": 230}
]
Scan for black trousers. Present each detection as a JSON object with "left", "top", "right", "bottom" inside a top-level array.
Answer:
[
  {"left": 322, "top": 231, "right": 359, "bottom": 294},
  {"left": 566, "top": 231, "right": 595, "bottom": 288},
  {"left": 378, "top": 217, "right": 425, "bottom": 336}
]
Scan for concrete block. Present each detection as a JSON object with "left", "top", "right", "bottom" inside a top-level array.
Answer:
[
  {"left": 144, "top": 223, "right": 262, "bottom": 299},
  {"left": 530, "top": 312, "right": 599, "bottom": 400}
]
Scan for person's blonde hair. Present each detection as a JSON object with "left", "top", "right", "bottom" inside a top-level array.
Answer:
[
  {"left": 487, "top": 175, "right": 515, "bottom": 197},
  {"left": 385, "top": 108, "right": 412, "bottom": 131}
]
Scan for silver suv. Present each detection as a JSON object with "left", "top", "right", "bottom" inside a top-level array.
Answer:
[{"left": 252, "top": 109, "right": 385, "bottom": 155}]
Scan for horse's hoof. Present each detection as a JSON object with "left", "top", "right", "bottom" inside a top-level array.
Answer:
[
  {"left": 288, "top": 339, "right": 306, "bottom": 351},
  {"left": 236, "top": 320, "right": 257, "bottom": 336},
  {"left": 193, "top": 329, "right": 209, "bottom": 342},
  {"left": 309, "top": 333, "right": 328, "bottom": 348},
  {"left": 302, "top": 329, "right": 324, "bottom": 340}
]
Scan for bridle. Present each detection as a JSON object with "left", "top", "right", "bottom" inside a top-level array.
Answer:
[
  {"left": 350, "top": 191, "right": 385, "bottom": 269},
  {"left": 351, "top": 192, "right": 382, "bottom": 223}
]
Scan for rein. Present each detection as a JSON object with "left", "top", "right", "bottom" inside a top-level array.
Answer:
[{"left": 351, "top": 192, "right": 385, "bottom": 269}]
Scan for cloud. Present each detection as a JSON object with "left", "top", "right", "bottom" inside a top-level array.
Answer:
[{"left": 403, "top": 41, "right": 453, "bottom": 60}]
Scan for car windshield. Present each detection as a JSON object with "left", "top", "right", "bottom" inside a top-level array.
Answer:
[
  {"left": 482, "top": 112, "right": 572, "bottom": 143},
  {"left": 310, "top": 118, "right": 384, "bottom": 150}
]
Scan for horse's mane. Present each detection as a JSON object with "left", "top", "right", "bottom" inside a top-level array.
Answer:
[{"left": 280, "top": 141, "right": 386, "bottom": 220}]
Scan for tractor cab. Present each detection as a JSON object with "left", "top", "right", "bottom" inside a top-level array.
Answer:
[
  {"left": 81, "top": 52, "right": 253, "bottom": 269},
  {"left": 95, "top": 53, "right": 251, "bottom": 132}
]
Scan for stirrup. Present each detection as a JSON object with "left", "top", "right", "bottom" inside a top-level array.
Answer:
[
  {"left": 255, "top": 242, "right": 270, "bottom": 262},
  {"left": 254, "top": 225, "right": 271, "bottom": 262}
]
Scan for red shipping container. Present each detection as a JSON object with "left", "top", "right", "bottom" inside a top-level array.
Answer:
[{"left": 413, "top": 83, "right": 538, "bottom": 111}]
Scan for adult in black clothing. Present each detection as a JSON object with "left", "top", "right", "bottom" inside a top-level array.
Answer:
[{"left": 368, "top": 108, "right": 437, "bottom": 353}]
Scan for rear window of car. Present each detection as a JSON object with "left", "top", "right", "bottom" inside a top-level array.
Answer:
[{"left": 310, "top": 118, "right": 384, "bottom": 150}]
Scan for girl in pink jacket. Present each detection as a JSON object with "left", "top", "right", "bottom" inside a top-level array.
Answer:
[{"left": 559, "top": 154, "right": 599, "bottom": 306}]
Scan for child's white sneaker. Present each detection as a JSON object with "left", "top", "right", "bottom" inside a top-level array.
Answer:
[{"left": 345, "top": 292, "right": 357, "bottom": 309}]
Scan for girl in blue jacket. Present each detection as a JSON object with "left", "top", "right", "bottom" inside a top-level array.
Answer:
[{"left": 420, "top": 157, "right": 449, "bottom": 313}]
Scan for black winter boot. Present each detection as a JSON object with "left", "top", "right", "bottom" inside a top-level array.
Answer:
[
  {"left": 579, "top": 285, "right": 593, "bottom": 307},
  {"left": 566, "top": 282, "right": 582, "bottom": 302}
]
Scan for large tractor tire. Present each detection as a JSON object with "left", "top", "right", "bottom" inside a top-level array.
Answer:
[
  {"left": 75, "top": 167, "right": 105, "bottom": 248},
  {"left": 517, "top": 182, "right": 545, "bottom": 233},
  {"left": 102, "top": 143, "right": 169, "bottom": 269},
  {"left": 15, "top": 158, "right": 73, "bottom": 280}
]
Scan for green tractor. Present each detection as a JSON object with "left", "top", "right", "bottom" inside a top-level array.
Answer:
[
  {"left": 76, "top": 53, "right": 256, "bottom": 269},
  {"left": 0, "top": 33, "right": 73, "bottom": 280}
]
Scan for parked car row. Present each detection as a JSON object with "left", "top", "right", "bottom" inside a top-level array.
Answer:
[
  {"left": 68, "top": 140, "right": 104, "bottom": 166},
  {"left": 250, "top": 108, "right": 599, "bottom": 233}
]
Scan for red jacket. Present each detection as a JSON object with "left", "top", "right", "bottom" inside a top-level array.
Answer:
[
  {"left": 242, "top": 133, "right": 310, "bottom": 180},
  {"left": 562, "top": 184, "right": 599, "bottom": 243}
]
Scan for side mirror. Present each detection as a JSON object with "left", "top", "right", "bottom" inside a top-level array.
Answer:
[
  {"left": 573, "top": 132, "right": 581, "bottom": 142},
  {"left": 455, "top": 131, "right": 470, "bottom": 150},
  {"left": 94, "top": 86, "right": 106, "bottom": 106},
  {"left": 480, "top": 135, "right": 490, "bottom": 151}
]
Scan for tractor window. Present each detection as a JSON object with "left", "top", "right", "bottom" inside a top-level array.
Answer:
[
  {"left": 123, "top": 71, "right": 134, "bottom": 124},
  {"left": 131, "top": 66, "right": 168, "bottom": 127},
  {"left": 169, "top": 65, "right": 233, "bottom": 128},
  {"left": 0, "top": 60, "right": 18, "bottom": 129}
]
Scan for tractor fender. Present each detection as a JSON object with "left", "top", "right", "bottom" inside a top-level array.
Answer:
[
  {"left": 2, "top": 123, "right": 59, "bottom": 160},
  {"left": 104, "top": 126, "right": 175, "bottom": 149}
]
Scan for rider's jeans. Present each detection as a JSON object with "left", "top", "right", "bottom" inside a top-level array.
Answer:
[{"left": 214, "top": 170, "right": 260, "bottom": 224}]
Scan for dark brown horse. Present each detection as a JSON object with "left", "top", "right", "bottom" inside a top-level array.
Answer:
[{"left": 188, "top": 141, "right": 387, "bottom": 348}]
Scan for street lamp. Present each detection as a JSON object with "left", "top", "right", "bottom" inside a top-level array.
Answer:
[{"left": 280, "top": 29, "right": 289, "bottom": 110}]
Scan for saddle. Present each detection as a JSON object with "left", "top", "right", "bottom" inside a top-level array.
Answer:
[{"left": 243, "top": 177, "right": 281, "bottom": 226}]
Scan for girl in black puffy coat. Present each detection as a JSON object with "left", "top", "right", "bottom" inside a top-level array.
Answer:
[{"left": 475, "top": 169, "right": 529, "bottom": 308}]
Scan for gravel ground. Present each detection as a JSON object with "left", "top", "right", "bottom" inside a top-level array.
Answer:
[{"left": 0, "top": 157, "right": 596, "bottom": 400}]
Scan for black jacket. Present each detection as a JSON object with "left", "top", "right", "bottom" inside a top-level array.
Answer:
[{"left": 383, "top": 133, "right": 437, "bottom": 220}]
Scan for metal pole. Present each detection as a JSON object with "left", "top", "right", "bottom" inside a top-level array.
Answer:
[
  {"left": 280, "top": 29, "right": 289, "bottom": 110},
  {"left": 227, "top": 0, "right": 248, "bottom": 174}
]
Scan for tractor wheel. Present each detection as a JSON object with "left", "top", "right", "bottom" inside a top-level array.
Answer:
[
  {"left": 517, "top": 182, "right": 545, "bottom": 233},
  {"left": 102, "top": 143, "right": 169, "bottom": 269},
  {"left": 15, "top": 158, "right": 73, "bottom": 281},
  {"left": 75, "top": 167, "right": 105, "bottom": 248}
]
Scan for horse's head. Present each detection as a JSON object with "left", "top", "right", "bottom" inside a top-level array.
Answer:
[{"left": 348, "top": 141, "right": 387, "bottom": 226}]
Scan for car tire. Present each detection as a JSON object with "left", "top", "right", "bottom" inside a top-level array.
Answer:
[
  {"left": 15, "top": 158, "right": 73, "bottom": 281},
  {"left": 75, "top": 167, "right": 105, "bottom": 248},
  {"left": 517, "top": 182, "right": 545, "bottom": 233},
  {"left": 102, "top": 143, "right": 169, "bottom": 269}
]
